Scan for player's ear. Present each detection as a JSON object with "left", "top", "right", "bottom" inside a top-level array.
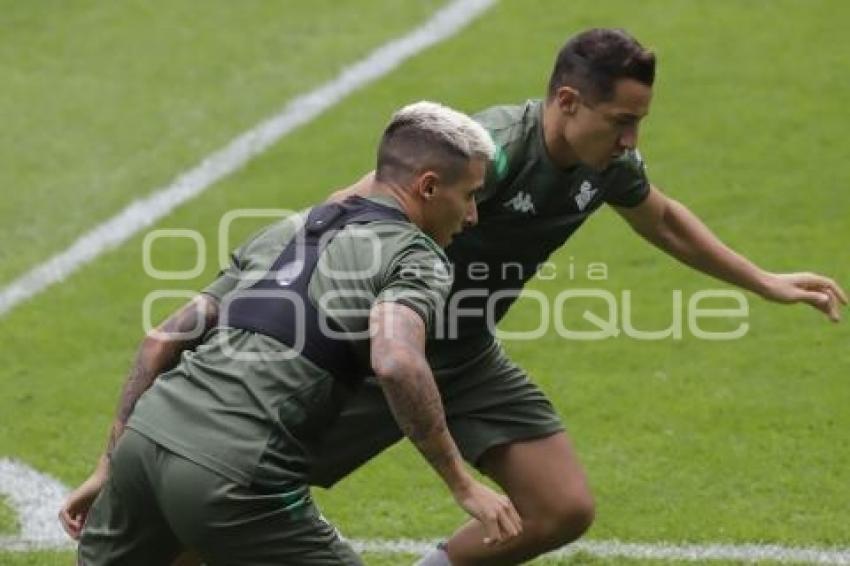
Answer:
[
  {"left": 556, "top": 86, "right": 580, "bottom": 115},
  {"left": 416, "top": 171, "right": 438, "bottom": 201}
]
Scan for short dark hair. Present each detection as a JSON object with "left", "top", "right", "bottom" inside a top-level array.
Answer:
[{"left": 547, "top": 28, "right": 655, "bottom": 102}]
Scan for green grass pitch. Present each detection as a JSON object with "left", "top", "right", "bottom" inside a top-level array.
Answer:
[
  {"left": 1, "top": 0, "right": 848, "bottom": 564},
  {"left": 0, "top": 496, "right": 18, "bottom": 535}
]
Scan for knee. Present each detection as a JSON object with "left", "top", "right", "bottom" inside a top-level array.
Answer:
[{"left": 530, "top": 489, "right": 595, "bottom": 549}]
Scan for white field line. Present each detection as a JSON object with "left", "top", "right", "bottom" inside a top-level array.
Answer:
[
  {"left": 3, "top": 1, "right": 848, "bottom": 563},
  {"left": 2, "top": 460, "right": 849, "bottom": 564},
  {"left": 3, "top": 537, "right": 850, "bottom": 565},
  {"left": 0, "top": 0, "right": 496, "bottom": 318},
  {"left": 0, "top": 459, "right": 71, "bottom": 548},
  {"left": 352, "top": 539, "right": 850, "bottom": 564}
]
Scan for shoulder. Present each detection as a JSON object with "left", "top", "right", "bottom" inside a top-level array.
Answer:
[
  {"left": 369, "top": 221, "right": 449, "bottom": 266},
  {"left": 369, "top": 225, "right": 453, "bottom": 327},
  {"left": 331, "top": 220, "right": 448, "bottom": 268},
  {"left": 474, "top": 100, "right": 542, "bottom": 190},
  {"left": 598, "top": 148, "right": 649, "bottom": 188},
  {"left": 598, "top": 149, "right": 651, "bottom": 207},
  {"left": 242, "top": 212, "right": 305, "bottom": 250},
  {"left": 608, "top": 148, "right": 647, "bottom": 176},
  {"left": 474, "top": 100, "right": 540, "bottom": 141},
  {"left": 227, "top": 211, "right": 305, "bottom": 271}
]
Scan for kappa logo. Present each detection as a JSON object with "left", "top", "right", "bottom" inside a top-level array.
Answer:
[
  {"left": 575, "top": 180, "right": 598, "bottom": 211},
  {"left": 504, "top": 191, "right": 536, "bottom": 214}
]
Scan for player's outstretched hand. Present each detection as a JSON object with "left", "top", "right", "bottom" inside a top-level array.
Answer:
[
  {"left": 453, "top": 480, "right": 522, "bottom": 545},
  {"left": 761, "top": 272, "right": 848, "bottom": 322},
  {"left": 58, "top": 462, "right": 108, "bottom": 540}
]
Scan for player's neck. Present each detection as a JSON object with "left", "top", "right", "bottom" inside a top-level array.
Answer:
[
  {"left": 542, "top": 102, "right": 581, "bottom": 169},
  {"left": 366, "top": 180, "right": 423, "bottom": 227}
]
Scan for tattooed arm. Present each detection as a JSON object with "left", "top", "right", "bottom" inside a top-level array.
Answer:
[
  {"left": 369, "top": 302, "right": 522, "bottom": 545},
  {"left": 59, "top": 294, "right": 219, "bottom": 540},
  {"left": 106, "top": 294, "right": 219, "bottom": 455}
]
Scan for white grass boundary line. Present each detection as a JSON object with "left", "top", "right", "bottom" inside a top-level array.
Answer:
[
  {"left": 0, "top": 0, "right": 496, "bottom": 318},
  {"left": 3, "top": 537, "right": 850, "bottom": 565},
  {"left": 2, "top": 1, "right": 848, "bottom": 561},
  {"left": 4, "top": 540, "right": 850, "bottom": 566},
  {"left": 0, "top": 459, "right": 69, "bottom": 549},
  {"left": 2, "top": 460, "right": 849, "bottom": 563},
  {"left": 352, "top": 539, "right": 850, "bottom": 564}
]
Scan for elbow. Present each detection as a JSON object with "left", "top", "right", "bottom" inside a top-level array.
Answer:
[
  {"left": 372, "top": 353, "right": 406, "bottom": 384},
  {"left": 647, "top": 224, "right": 679, "bottom": 251},
  {"left": 637, "top": 204, "right": 681, "bottom": 251},
  {"left": 138, "top": 332, "right": 170, "bottom": 364},
  {"left": 371, "top": 346, "right": 420, "bottom": 385}
]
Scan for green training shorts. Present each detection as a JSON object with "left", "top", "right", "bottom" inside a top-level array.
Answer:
[
  {"left": 78, "top": 429, "right": 363, "bottom": 566},
  {"left": 308, "top": 335, "right": 564, "bottom": 487}
]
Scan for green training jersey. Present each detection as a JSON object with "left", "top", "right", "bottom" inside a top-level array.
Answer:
[
  {"left": 435, "top": 99, "right": 650, "bottom": 343},
  {"left": 128, "top": 196, "right": 451, "bottom": 490}
]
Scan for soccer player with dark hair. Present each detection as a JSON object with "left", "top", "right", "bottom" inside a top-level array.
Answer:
[{"left": 327, "top": 28, "right": 845, "bottom": 565}]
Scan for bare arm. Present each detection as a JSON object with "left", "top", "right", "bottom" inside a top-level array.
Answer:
[
  {"left": 59, "top": 293, "right": 219, "bottom": 539},
  {"left": 616, "top": 185, "right": 847, "bottom": 321},
  {"left": 369, "top": 302, "right": 521, "bottom": 544},
  {"left": 370, "top": 302, "right": 466, "bottom": 486},
  {"left": 106, "top": 293, "right": 219, "bottom": 455}
]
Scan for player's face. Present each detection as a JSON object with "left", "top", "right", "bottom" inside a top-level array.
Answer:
[
  {"left": 422, "top": 157, "right": 485, "bottom": 247},
  {"left": 565, "top": 78, "right": 652, "bottom": 170}
]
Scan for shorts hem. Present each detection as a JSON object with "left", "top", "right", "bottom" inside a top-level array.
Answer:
[{"left": 467, "top": 424, "right": 565, "bottom": 469}]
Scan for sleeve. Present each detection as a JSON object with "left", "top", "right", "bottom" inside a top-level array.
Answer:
[
  {"left": 201, "top": 222, "right": 280, "bottom": 300},
  {"left": 601, "top": 148, "right": 651, "bottom": 208},
  {"left": 374, "top": 234, "right": 453, "bottom": 332},
  {"left": 202, "top": 249, "right": 243, "bottom": 300}
]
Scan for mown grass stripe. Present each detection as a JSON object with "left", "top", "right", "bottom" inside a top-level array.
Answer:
[{"left": 0, "top": 0, "right": 496, "bottom": 318}]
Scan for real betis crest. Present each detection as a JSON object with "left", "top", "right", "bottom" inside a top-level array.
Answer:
[{"left": 574, "top": 180, "right": 598, "bottom": 211}]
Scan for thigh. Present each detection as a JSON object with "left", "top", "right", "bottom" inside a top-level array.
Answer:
[
  {"left": 444, "top": 432, "right": 594, "bottom": 565},
  {"left": 479, "top": 431, "right": 593, "bottom": 518},
  {"left": 441, "top": 340, "right": 565, "bottom": 467},
  {"left": 78, "top": 431, "right": 182, "bottom": 566},
  {"left": 159, "top": 454, "right": 363, "bottom": 566}
]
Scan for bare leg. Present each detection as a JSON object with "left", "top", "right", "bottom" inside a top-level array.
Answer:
[{"left": 445, "top": 432, "right": 594, "bottom": 565}]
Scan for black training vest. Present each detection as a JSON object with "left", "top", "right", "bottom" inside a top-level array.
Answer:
[{"left": 222, "top": 196, "right": 408, "bottom": 385}]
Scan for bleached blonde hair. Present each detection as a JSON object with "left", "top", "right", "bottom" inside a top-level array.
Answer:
[
  {"left": 389, "top": 101, "right": 496, "bottom": 161},
  {"left": 376, "top": 101, "right": 495, "bottom": 183}
]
